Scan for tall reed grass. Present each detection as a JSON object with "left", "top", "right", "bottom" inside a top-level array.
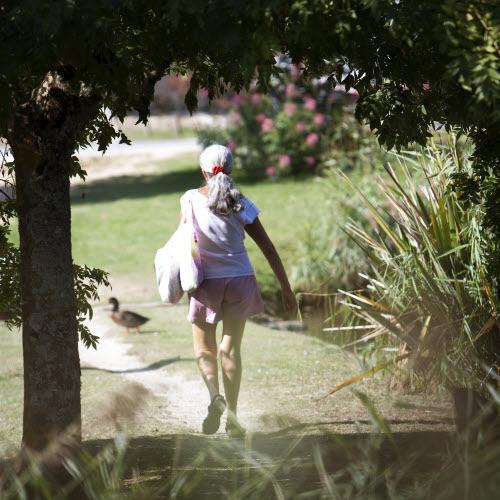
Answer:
[{"left": 338, "top": 137, "right": 499, "bottom": 391}]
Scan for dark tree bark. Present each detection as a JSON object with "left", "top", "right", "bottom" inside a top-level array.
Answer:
[{"left": 6, "top": 67, "right": 100, "bottom": 451}]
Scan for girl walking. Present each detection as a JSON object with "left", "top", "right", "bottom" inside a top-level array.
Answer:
[{"left": 180, "top": 144, "right": 297, "bottom": 437}]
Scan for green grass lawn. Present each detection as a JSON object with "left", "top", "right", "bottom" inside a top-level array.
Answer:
[
  {"left": 0, "top": 327, "right": 23, "bottom": 452},
  {"left": 67, "top": 153, "right": 329, "bottom": 306},
  {"left": 0, "top": 322, "right": 136, "bottom": 450},
  {"left": 0, "top": 305, "right": 453, "bottom": 449},
  {"left": 2, "top": 149, "right": 454, "bottom": 447}
]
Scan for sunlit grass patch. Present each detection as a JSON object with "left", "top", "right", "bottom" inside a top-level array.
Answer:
[
  {"left": 112, "top": 304, "right": 453, "bottom": 437},
  {"left": 69, "top": 152, "right": 328, "bottom": 307},
  {"left": 0, "top": 325, "right": 23, "bottom": 452}
]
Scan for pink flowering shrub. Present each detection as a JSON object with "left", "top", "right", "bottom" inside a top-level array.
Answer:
[
  {"left": 306, "top": 133, "right": 319, "bottom": 147},
  {"left": 255, "top": 112, "right": 266, "bottom": 123},
  {"left": 261, "top": 118, "right": 275, "bottom": 133},
  {"left": 278, "top": 155, "right": 291, "bottom": 167},
  {"left": 266, "top": 165, "right": 276, "bottom": 176},
  {"left": 285, "top": 84, "right": 297, "bottom": 98},
  {"left": 304, "top": 98, "right": 317, "bottom": 111},
  {"left": 305, "top": 156, "right": 316, "bottom": 167},
  {"left": 314, "top": 113, "right": 325, "bottom": 126},
  {"left": 250, "top": 94, "right": 262, "bottom": 105},
  {"left": 198, "top": 61, "right": 371, "bottom": 178},
  {"left": 295, "top": 121, "right": 306, "bottom": 132},
  {"left": 283, "top": 103, "right": 296, "bottom": 117},
  {"left": 228, "top": 111, "right": 241, "bottom": 125}
]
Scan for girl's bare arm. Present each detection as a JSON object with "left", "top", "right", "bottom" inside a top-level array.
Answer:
[{"left": 245, "top": 217, "right": 297, "bottom": 316}]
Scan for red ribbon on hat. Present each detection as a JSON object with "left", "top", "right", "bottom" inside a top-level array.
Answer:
[{"left": 212, "top": 166, "right": 224, "bottom": 175}]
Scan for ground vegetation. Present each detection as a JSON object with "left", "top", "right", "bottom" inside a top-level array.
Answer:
[{"left": 0, "top": 0, "right": 498, "bottom": 458}]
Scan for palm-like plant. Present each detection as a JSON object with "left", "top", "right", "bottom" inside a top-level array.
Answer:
[{"left": 339, "top": 137, "right": 499, "bottom": 390}]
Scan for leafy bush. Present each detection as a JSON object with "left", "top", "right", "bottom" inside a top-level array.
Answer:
[
  {"left": 290, "top": 166, "right": 387, "bottom": 294},
  {"left": 339, "top": 137, "right": 500, "bottom": 391},
  {"left": 0, "top": 151, "right": 109, "bottom": 348},
  {"left": 198, "top": 60, "right": 370, "bottom": 179}
]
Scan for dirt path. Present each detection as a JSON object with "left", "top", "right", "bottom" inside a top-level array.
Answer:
[
  {"left": 79, "top": 308, "right": 272, "bottom": 435},
  {"left": 79, "top": 310, "right": 457, "bottom": 498},
  {"left": 79, "top": 311, "right": 209, "bottom": 433},
  {"left": 79, "top": 306, "right": 456, "bottom": 440},
  {"left": 73, "top": 137, "right": 201, "bottom": 186}
]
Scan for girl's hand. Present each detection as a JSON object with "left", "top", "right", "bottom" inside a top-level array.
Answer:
[{"left": 282, "top": 288, "right": 298, "bottom": 318}]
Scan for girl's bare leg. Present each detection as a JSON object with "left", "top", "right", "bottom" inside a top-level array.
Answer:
[
  {"left": 192, "top": 321, "right": 219, "bottom": 401},
  {"left": 219, "top": 319, "right": 246, "bottom": 418}
]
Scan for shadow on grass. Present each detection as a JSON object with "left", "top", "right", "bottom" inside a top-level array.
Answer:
[
  {"left": 69, "top": 163, "right": 301, "bottom": 206},
  {"left": 84, "top": 430, "right": 453, "bottom": 498},
  {"left": 81, "top": 356, "right": 188, "bottom": 374},
  {"left": 263, "top": 419, "right": 455, "bottom": 437},
  {"left": 71, "top": 167, "right": 201, "bottom": 205}
]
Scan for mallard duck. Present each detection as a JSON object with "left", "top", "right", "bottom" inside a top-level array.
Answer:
[{"left": 108, "top": 297, "right": 149, "bottom": 335}]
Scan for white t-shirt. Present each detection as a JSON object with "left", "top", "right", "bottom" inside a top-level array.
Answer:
[{"left": 180, "top": 189, "right": 260, "bottom": 279}]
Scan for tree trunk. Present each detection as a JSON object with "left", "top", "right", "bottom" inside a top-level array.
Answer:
[{"left": 6, "top": 66, "right": 100, "bottom": 451}]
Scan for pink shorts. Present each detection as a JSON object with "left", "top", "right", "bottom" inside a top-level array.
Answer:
[{"left": 187, "top": 275, "right": 264, "bottom": 324}]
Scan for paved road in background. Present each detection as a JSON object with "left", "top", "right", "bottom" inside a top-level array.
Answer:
[
  {"left": 77, "top": 136, "right": 201, "bottom": 158},
  {"left": 1, "top": 137, "right": 201, "bottom": 162},
  {"left": 0, "top": 137, "right": 202, "bottom": 199}
]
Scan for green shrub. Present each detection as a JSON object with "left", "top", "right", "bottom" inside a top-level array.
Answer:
[
  {"left": 290, "top": 167, "right": 386, "bottom": 294},
  {"left": 339, "top": 137, "right": 500, "bottom": 391},
  {"left": 198, "top": 60, "right": 369, "bottom": 179}
]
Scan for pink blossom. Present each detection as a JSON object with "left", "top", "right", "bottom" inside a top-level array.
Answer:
[
  {"left": 291, "top": 65, "right": 301, "bottom": 81},
  {"left": 266, "top": 166, "right": 277, "bottom": 176},
  {"left": 283, "top": 103, "right": 296, "bottom": 117},
  {"left": 231, "top": 95, "right": 244, "bottom": 105},
  {"left": 201, "top": 88, "right": 209, "bottom": 97},
  {"left": 314, "top": 113, "right": 325, "bottom": 126},
  {"left": 255, "top": 112, "right": 266, "bottom": 123},
  {"left": 278, "top": 155, "right": 291, "bottom": 167},
  {"left": 304, "top": 97, "right": 317, "bottom": 111},
  {"left": 218, "top": 98, "right": 232, "bottom": 110},
  {"left": 305, "top": 156, "right": 316, "bottom": 167},
  {"left": 226, "top": 141, "right": 236, "bottom": 152},
  {"left": 335, "top": 84, "right": 358, "bottom": 96},
  {"left": 171, "top": 76, "right": 185, "bottom": 89},
  {"left": 306, "top": 132, "right": 319, "bottom": 147},
  {"left": 261, "top": 118, "right": 275, "bottom": 133},
  {"left": 295, "top": 121, "right": 306, "bottom": 133},
  {"left": 228, "top": 111, "right": 241, "bottom": 124},
  {"left": 285, "top": 84, "right": 297, "bottom": 97},
  {"left": 250, "top": 93, "right": 262, "bottom": 104}
]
